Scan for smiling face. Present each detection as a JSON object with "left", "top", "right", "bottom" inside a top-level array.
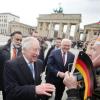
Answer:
[
  {"left": 61, "top": 39, "right": 72, "bottom": 53},
  {"left": 22, "top": 37, "right": 40, "bottom": 63}
]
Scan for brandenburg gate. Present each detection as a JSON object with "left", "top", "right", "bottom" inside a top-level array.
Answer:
[{"left": 37, "top": 13, "right": 81, "bottom": 40}]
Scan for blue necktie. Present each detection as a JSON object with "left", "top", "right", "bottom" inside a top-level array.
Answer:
[{"left": 29, "top": 63, "right": 35, "bottom": 79}]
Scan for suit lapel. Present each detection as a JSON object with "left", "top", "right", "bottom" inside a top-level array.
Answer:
[
  {"left": 34, "top": 62, "right": 41, "bottom": 84},
  {"left": 17, "top": 47, "right": 22, "bottom": 56},
  {"left": 64, "top": 52, "right": 73, "bottom": 71},
  {"left": 66, "top": 52, "right": 70, "bottom": 64},
  {"left": 3, "top": 45, "right": 11, "bottom": 60},
  {"left": 57, "top": 49, "right": 65, "bottom": 66},
  {"left": 17, "top": 56, "right": 34, "bottom": 83},
  {"left": 34, "top": 62, "right": 38, "bottom": 79}
]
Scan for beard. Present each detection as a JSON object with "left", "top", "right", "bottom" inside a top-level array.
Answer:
[{"left": 14, "top": 44, "right": 21, "bottom": 48}]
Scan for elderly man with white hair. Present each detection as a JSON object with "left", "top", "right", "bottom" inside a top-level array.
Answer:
[
  {"left": 3, "top": 37, "right": 55, "bottom": 100},
  {"left": 45, "top": 38, "right": 75, "bottom": 100}
]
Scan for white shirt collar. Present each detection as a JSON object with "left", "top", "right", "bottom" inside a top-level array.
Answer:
[
  {"left": 61, "top": 49, "right": 67, "bottom": 65},
  {"left": 23, "top": 55, "right": 30, "bottom": 65},
  {"left": 61, "top": 49, "right": 67, "bottom": 55},
  {"left": 10, "top": 44, "right": 17, "bottom": 59}
]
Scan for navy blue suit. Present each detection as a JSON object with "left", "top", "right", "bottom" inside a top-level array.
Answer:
[
  {"left": 3, "top": 56, "right": 44, "bottom": 100},
  {"left": 46, "top": 49, "right": 75, "bottom": 100}
]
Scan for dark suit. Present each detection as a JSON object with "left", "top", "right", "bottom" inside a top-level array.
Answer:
[
  {"left": 46, "top": 49, "right": 75, "bottom": 100},
  {"left": 0, "top": 43, "right": 21, "bottom": 90},
  {"left": 1, "top": 43, "right": 22, "bottom": 61},
  {"left": 0, "top": 43, "right": 14, "bottom": 100},
  {"left": 44, "top": 45, "right": 55, "bottom": 67},
  {"left": 0, "top": 43, "right": 22, "bottom": 66},
  {"left": 3, "top": 56, "right": 44, "bottom": 100},
  {"left": 0, "top": 43, "right": 11, "bottom": 66},
  {"left": 66, "top": 89, "right": 80, "bottom": 100},
  {"left": 0, "top": 44, "right": 12, "bottom": 100}
]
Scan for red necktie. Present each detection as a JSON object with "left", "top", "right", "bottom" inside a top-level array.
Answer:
[
  {"left": 62, "top": 52, "right": 65, "bottom": 65},
  {"left": 12, "top": 48, "right": 16, "bottom": 59}
]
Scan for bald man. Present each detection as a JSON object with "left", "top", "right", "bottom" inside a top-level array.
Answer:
[{"left": 45, "top": 38, "right": 75, "bottom": 100}]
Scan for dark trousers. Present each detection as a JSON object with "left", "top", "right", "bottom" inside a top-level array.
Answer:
[
  {"left": 2, "top": 90, "right": 6, "bottom": 100},
  {"left": 54, "top": 82, "right": 65, "bottom": 100}
]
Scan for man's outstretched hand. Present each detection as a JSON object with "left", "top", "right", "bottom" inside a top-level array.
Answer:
[{"left": 36, "top": 83, "right": 55, "bottom": 96}]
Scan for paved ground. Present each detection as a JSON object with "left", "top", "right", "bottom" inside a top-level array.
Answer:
[{"left": 0, "top": 48, "right": 80, "bottom": 100}]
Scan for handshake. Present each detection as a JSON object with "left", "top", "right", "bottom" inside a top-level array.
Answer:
[
  {"left": 58, "top": 71, "right": 83, "bottom": 89},
  {"left": 57, "top": 71, "right": 78, "bottom": 89},
  {"left": 63, "top": 71, "right": 78, "bottom": 89},
  {"left": 35, "top": 71, "right": 78, "bottom": 96}
]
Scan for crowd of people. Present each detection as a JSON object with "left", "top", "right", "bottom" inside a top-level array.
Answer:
[{"left": 0, "top": 31, "right": 100, "bottom": 100}]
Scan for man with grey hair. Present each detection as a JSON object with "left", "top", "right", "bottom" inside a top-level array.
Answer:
[
  {"left": 45, "top": 38, "right": 75, "bottom": 100},
  {"left": 0, "top": 31, "right": 22, "bottom": 100},
  {"left": 3, "top": 37, "right": 55, "bottom": 100}
]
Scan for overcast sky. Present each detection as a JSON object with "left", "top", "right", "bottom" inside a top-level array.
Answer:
[{"left": 0, "top": 0, "right": 100, "bottom": 28}]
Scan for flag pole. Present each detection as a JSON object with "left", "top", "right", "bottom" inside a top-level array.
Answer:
[{"left": 71, "top": 51, "right": 79, "bottom": 74}]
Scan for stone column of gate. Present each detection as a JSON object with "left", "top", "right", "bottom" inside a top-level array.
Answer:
[
  {"left": 58, "top": 23, "right": 64, "bottom": 38},
  {"left": 37, "top": 22, "right": 42, "bottom": 37},
  {"left": 86, "top": 29, "right": 94, "bottom": 41},
  {"left": 42, "top": 22, "right": 48, "bottom": 37},
  {"left": 83, "top": 33, "right": 87, "bottom": 41},
  {"left": 74, "top": 24, "right": 80, "bottom": 41},
  {"left": 65, "top": 23, "right": 71, "bottom": 39},
  {"left": 48, "top": 22, "right": 54, "bottom": 38},
  {"left": 83, "top": 30, "right": 87, "bottom": 41}
]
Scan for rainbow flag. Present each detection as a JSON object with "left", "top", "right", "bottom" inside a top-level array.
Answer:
[{"left": 75, "top": 51, "right": 95, "bottom": 100}]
